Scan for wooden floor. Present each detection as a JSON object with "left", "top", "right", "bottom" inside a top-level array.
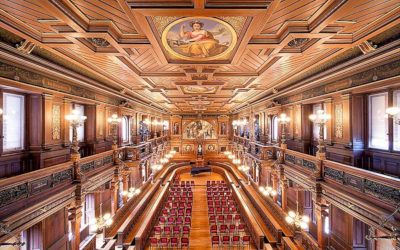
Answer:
[{"left": 145, "top": 172, "right": 256, "bottom": 249}]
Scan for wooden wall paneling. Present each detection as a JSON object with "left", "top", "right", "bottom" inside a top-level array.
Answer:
[
  {"left": 27, "top": 94, "right": 43, "bottom": 171},
  {"left": 42, "top": 94, "right": 53, "bottom": 148},
  {"left": 85, "top": 104, "right": 96, "bottom": 155},
  {"left": 351, "top": 94, "right": 365, "bottom": 168},
  {"left": 330, "top": 205, "right": 353, "bottom": 250},
  {"left": 352, "top": 218, "right": 369, "bottom": 249},
  {"left": 43, "top": 208, "right": 68, "bottom": 250}
]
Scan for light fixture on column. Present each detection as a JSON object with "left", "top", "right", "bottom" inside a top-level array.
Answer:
[
  {"left": 123, "top": 187, "right": 141, "bottom": 199},
  {"left": 386, "top": 107, "right": 400, "bottom": 125},
  {"left": 92, "top": 213, "right": 113, "bottom": 235},
  {"left": 309, "top": 110, "right": 331, "bottom": 159},
  {"left": 66, "top": 109, "right": 87, "bottom": 161},
  {"left": 285, "top": 200, "right": 310, "bottom": 230},
  {"left": 278, "top": 113, "right": 290, "bottom": 146},
  {"left": 107, "top": 114, "right": 121, "bottom": 147},
  {"left": 233, "top": 158, "right": 241, "bottom": 165},
  {"left": 259, "top": 186, "right": 277, "bottom": 197}
]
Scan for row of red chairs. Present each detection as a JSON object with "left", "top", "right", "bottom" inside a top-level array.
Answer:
[
  {"left": 209, "top": 214, "right": 241, "bottom": 224},
  {"left": 173, "top": 180, "right": 194, "bottom": 186},
  {"left": 169, "top": 191, "right": 193, "bottom": 197},
  {"left": 149, "top": 237, "right": 189, "bottom": 249},
  {"left": 162, "top": 208, "right": 192, "bottom": 217},
  {"left": 207, "top": 196, "right": 234, "bottom": 202},
  {"left": 210, "top": 224, "right": 246, "bottom": 234},
  {"left": 207, "top": 180, "right": 225, "bottom": 186},
  {"left": 159, "top": 216, "right": 191, "bottom": 225},
  {"left": 154, "top": 225, "right": 190, "bottom": 236},
  {"left": 167, "top": 197, "right": 193, "bottom": 203},
  {"left": 208, "top": 206, "right": 238, "bottom": 214},
  {"left": 211, "top": 235, "right": 251, "bottom": 247},
  {"left": 207, "top": 200, "right": 236, "bottom": 207},
  {"left": 207, "top": 191, "right": 231, "bottom": 197},
  {"left": 164, "top": 202, "right": 192, "bottom": 209},
  {"left": 170, "top": 187, "right": 193, "bottom": 192}
]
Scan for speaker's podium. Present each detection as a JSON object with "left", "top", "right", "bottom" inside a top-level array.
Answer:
[{"left": 190, "top": 156, "right": 211, "bottom": 176}]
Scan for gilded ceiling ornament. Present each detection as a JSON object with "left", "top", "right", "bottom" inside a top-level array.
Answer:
[
  {"left": 152, "top": 16, "right": 183, "bottom": 35},
  {"left": 87, "top": 38, "right": 111, "bottom": 47},
  {"left": 217, "top": 16, "right": 246, "bottom": 35},
  {"left": 287, "top": 38, "right": 310, "bottom": 48}
]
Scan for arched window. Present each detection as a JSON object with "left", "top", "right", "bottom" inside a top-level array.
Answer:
[
  {"left": 122, "top": 116, "right": 129, "bottom": 143},
  {"left": 272, "top": 115, "right": 279, "bottom": 142}
]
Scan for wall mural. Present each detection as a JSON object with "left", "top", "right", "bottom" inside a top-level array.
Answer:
[
  {"left": 183, "top": 120, "right": 216, "bottom": 139},
  {"left": 162, "top": 17, "right": 237, "bottom": 61}
]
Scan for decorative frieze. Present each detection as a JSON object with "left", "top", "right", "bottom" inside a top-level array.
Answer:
[
  {"left": 0, "top": 167, "right": 74, "bottom": 209},
  {"left": 0, "top": 60, "right": 120, "bottom": 106},
  {"left": 278, "top": 59, "right": 400, "bottom": 105},
  {"left": 284, "top": 153, "right": 316, "bottom": 171},
  {"left": 323, "top": 167, "right": 400, "bottom": 204}
]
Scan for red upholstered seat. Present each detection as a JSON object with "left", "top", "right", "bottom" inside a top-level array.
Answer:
[
  {"left": 150, "top": 237, "right": 158, "bottom": 248},
  {"left": 170, "top": 237, "right": 179, "bottom": 247},
  {"left": 211, "top": 235, "right": 220, "bottom": 246},
  {"left": 238, "top": 224, "right": 245, "bottom": 233},
  {"left": 219, "top": 224, "right": 228, "bottom": 234},
  {"left": 242, "top": 235, "right": 251, "bottom": 246},
  {"left": 182, "top": 226, "right": 190, "bottom": 236},
  {"left": 159, "top": 237, "right": 169, "bottom": 247},
  {"left": 173, "top": 225, "right": 181, "bottom": 235},
  {"left": 181, "top": 237, "right": 189, "bottom": 248},
  {"left": 164, "top": 226, "right": 171, "bottom": 236},
  {"left": 222, "top": 235, "right": 230, "bottom": 246},
  {"left": 210, "top": 224, "right": 218, "bottom": 234},
  {"left": 232, "top": 235, "right": 240, "bottom": 246},
  {"left": 229, "top": 224, "right": 236, "bottom": 234}
]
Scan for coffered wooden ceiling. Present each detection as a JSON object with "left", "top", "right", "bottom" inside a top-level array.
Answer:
[{"left": 0, "top": 0, "right": 399, "bottom": 113}]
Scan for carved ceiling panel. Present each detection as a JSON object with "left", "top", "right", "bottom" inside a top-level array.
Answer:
[{"left": 0, "top": 0, "right": 398, "bottom": 114}]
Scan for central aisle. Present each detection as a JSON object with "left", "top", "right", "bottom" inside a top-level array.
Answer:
[{"left": 180, "top": 172, "right": 222, "bottom": 249}]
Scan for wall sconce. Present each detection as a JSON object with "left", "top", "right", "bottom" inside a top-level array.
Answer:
[
  {"left": 259, "top": 186, "right": 277, "bottom": 197},
  {"left": 107, "top": 114, "right": 121, "bottom": 147},
  {"left": 66, "top": 109, "right": 87, "bottom": 160},
  {"left": 278, "top": 113, "right": 290, "bottom": 145},
  {"left": 309, "top": 110, "right": 331, "bottom": 159},
  {"left": 123, "top": 187, "right": 141, "bottom": 199},
  {"left": 285, "top": 200, "right": 310, "bottom": 230},
  {"left": 386, "top": 107, "right": 400, "bottom": 125}
]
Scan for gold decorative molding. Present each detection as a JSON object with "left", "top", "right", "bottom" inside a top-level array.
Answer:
[
  {"left": 52, "top": 104, "right": 61, "bottom": 140},
  {"left": 334, "top": 104, "right": 343, "bottom": 139}
]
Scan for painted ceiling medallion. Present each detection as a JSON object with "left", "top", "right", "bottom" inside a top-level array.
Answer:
[
  {"left": 161, "top": 17, "right": 237, "bottom": 61},
  {"left": 183, "top": 86, "right": 216, "bottom": 94}
]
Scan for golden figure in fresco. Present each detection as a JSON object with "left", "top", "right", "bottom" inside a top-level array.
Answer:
[
  {"left": 162, "top": 17, "right": 237, "bottom": 61},
  {"left": 179, "top": 20, "right": 224, "bottom": 58}
]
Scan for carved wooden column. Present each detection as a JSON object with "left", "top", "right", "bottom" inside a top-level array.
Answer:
[
  {"left": 281, "top": 179, "right": 288, "bottom": 212},
  {"left": 122, "top": 174, "right": 129, "bottom": 204},
  {"left": 110, "top": 180, "right": 119, "bottom": 216},
  {"left": 272, "top": 171, "right": 279, "bottom": 203},
  {"left": 69, "top": 206, "right": 82, "bottom": 250},
  {"left": 315, "top": 203, "right": 328, "bottom": 249}
]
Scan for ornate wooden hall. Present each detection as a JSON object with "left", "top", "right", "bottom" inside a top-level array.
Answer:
[{"left": 0, "top": 0, "right": 399, "bottom": 249}]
